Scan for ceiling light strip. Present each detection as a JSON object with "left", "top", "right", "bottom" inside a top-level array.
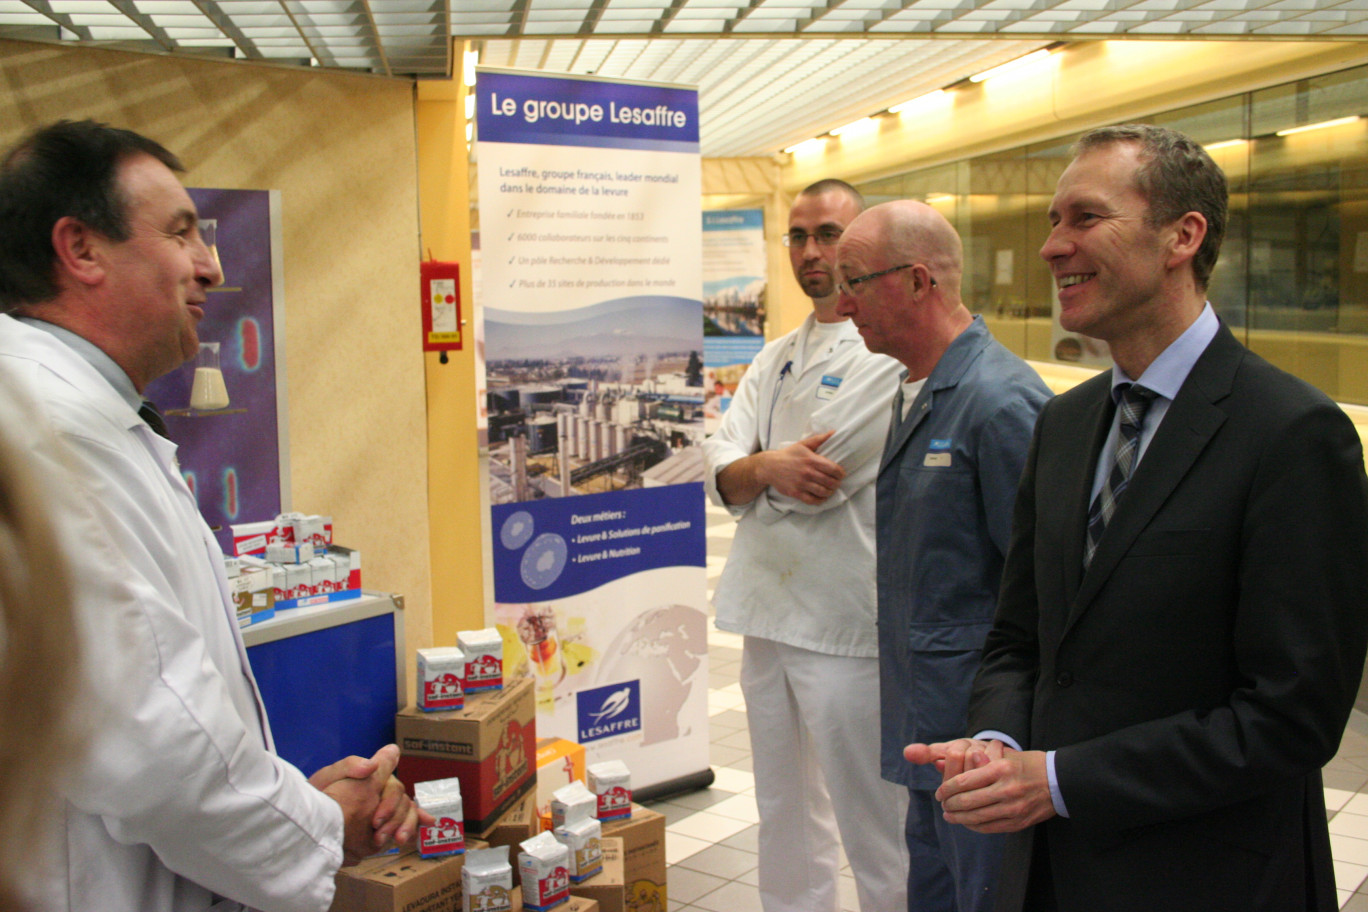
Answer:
[{"left": 1275, "top": 115, "right": 1361, "bottom": 137}]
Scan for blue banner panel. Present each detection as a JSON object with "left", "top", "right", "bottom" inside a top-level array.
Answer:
[
  {"left": 492, "top": 483, "right": 705, "bottom": 603},
  {"left": 577, "top": 679, "right": 643, "bottom": 743},
  {"left": 478, "top": 69, "right": 699, "bottom": 152}
]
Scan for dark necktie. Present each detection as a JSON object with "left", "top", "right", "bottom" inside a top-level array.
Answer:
[
  {"left": 1084, "top": 383, "right": 1156, "bottom": 569},
  {"left": 139, "top": 399, "right": 172, "bottom": 440}
]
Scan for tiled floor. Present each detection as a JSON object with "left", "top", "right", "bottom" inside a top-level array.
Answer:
[{"left": 646, "top": 499, "right": 1368, "bottom": 911}]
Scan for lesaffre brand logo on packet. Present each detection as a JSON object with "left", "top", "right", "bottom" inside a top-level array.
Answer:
[{"left": 576, "top": 680, "right": 642, "bottom": 743}]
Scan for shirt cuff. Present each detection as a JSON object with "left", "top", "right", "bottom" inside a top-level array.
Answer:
[
  {"left": 974, "top": 732, "right": 1069, "bottom": 818},
  {"left": 1046, "top": 750, "right": 1070, "bottom": 818},
  {"left": 972, "top": 730, "right": 1021, "bottom": 751}
]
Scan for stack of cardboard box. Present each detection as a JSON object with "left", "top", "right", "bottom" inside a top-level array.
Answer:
[{"left": 395, "top": 676, "right": 538, "bottom": 832}]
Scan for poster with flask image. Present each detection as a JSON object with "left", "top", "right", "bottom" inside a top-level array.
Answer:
[{"left": 145, "top": 189, "right": 288, "bottom": 553}]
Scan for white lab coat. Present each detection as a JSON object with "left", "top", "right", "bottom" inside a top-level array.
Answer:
[
  {"left": 702, "top": 315, "right": 903, "bottom": 657},
  {"left": 0, "top": 315, "right": 342, "bottom": 912}
]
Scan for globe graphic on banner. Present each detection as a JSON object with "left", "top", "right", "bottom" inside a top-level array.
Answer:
[{"left": 594, "top": 604, "right": 706, "bottom": 745}]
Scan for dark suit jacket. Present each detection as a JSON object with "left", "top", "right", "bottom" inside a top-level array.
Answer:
[{"left": 968, "top": 322, "right": 1368, "bottom": 912}]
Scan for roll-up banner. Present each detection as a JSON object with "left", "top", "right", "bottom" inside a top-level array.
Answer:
[
  {"left": 702, "top": 209, "right": 767, "bottom": 435},
  {"left": 476, "top": 68, "right": 710, "bottom": 794}
]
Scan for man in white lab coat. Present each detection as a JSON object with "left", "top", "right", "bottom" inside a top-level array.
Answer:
[
  {"left": 0, "top": 119, "right": 425, "bottom": 912},
  {"left": 702, "top": 179, "right": 909, "bottom": 912}
]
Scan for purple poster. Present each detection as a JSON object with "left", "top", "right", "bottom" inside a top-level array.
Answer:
[{"left": 146, "top": 188, "right": 284, "bottom": 553}]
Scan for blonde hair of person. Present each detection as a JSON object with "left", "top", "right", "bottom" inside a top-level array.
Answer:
[{"left": 0, "top": 418, "right": 79, "bottom": 911}]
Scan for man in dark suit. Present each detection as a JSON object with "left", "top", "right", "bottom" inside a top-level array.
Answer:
[{"left": 906, "top": 123, "right": 1368, "bottom": 911}]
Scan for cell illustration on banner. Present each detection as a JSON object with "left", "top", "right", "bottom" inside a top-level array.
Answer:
[
  {"left": 501, "top": 509, "right": 535, "bottom": 550},
  {"left": 521, "top": 532, "right": 568, "bottom": 589},
  {"left": 236, "top": 316, "right": 263, "bottom": 372}
]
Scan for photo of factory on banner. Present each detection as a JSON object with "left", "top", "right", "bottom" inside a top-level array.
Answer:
[{"left": 486, "top": 346, "right": 707, "bottom": 503}]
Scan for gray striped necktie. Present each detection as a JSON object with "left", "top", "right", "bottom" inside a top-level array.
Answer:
[{"left": 1084, "top": 383, "right": 1156, "bottom": 568}]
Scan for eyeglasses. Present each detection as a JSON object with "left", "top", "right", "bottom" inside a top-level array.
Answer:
[
  {"left": 837, "top": 264, "right": 934, "bottom": 297},
  {"left": 783, "top": 228, "right": 843, "bottom": 248}
]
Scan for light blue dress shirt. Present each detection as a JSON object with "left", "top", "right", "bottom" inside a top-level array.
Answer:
[{"left": 17, "top": 316, "right": 144, "bottom": 412}]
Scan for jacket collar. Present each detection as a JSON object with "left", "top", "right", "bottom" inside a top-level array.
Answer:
[
  {"left": 1065, "top": 320, "right": 1239, "bottom": 621},
  {"left": 880, "top": 316, "right": 992, "bottom": 473}
]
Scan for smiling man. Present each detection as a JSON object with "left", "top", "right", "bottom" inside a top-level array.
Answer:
[
  {"left": 835, "top": 200, "right": 1048, "bottom": 912},
  {"left": 0, "top": 120, "right": 425, "bottom": 912},
  {"left": 907, "top": 124, "right": 1368, "bottom": 912},
  {"left": 702, "top": 179, "right": 908, "bottom": 912}
]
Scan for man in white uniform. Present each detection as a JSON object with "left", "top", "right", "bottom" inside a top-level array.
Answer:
[
  {"left": 703, "top": 179, "right": 909, "bottom": 912},
  {"left": 0, "top": 120, "right": 425, "bottom": 912}
]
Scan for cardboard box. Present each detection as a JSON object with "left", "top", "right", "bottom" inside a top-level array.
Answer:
[
  {"left": 569, "top": 839, "right": 624, "bottom": 912},
  {"left": 332, "top": 848, "right": 466, "bottom": 912},
  {"left": 396, "top": 677, "right": 537, "bottom": 831},
  {"left": 479, "top": 788, "right": 539, "bottom": 847},
  {"left": 535, "top": 738, "right": 587, "bottom": 832},
  {"left": 231, "top": 565, "right": 275, "bottom": 627},
  {"left": 599, "top": 805, "right": 665, "bottom": 912},
  {"left": 509, "top": 888, "right": 598, "bottom": 912}
]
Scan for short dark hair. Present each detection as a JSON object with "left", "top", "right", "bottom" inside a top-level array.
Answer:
[
  {"left": 799, "top": 178, "right": 865, "bottom": 213},
  {"left": 1073, "top": 123, "right": 1227, "bottom": 291},
  {"left": 0, "top": 120, "right": 183, "bottom": 310}
]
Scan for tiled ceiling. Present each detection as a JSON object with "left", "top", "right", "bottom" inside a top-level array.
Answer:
[{"left": 3, "top": 0, "right": 1366, "bottom": 156}]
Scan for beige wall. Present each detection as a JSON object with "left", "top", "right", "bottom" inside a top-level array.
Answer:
[
  {"left": 0, "top": 38, "right": 435, "bottom": 660},
  {"left": 415, "top": 77, "right": 487, "bottom": 658}
]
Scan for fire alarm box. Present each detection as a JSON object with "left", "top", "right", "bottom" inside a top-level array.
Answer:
[{"left": 421, "top": 260, "right": 462, "bottom": 351}]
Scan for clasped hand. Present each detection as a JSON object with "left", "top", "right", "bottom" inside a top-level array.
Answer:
[
  {"left": 904, "top": 739, "right": 1056, "bottom": 834},
  {"left": 310, "top": 744, "right": 434, "bottom": 864}
]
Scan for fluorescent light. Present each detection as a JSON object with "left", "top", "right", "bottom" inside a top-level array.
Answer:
[
  {"left": 1203, "top": 139, "right": 1246, "bottom": 152},
  {"left": 889, "top": 89, "right": 946, "bottom": 115},
  {"left": 466, "top": 121, "right": 474, "bottom": 143},
  {"left": 1276, "top": 115, "right": 1360, "bottom": 137},
  {"left": 969, "top": 49, "right": 1051, "bottom": 84},
  {"left": 463, "top": 49, "right": 479, "bottom": 86},
  {"left": 784, "top": 137, "right": 827, "bottom": 155},
  {"left": 465, "top": 92, "right": 476, "bottom": 119},
  {"left": 830, "top": 117, "right": 877, "bottom": 137},
  {"left": 925, "top": 193, "right": 956, "bottom": 205}
]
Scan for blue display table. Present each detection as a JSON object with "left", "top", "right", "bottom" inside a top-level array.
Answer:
[{"left": 243, "top": 592, "right": 405, "bottom": 777}]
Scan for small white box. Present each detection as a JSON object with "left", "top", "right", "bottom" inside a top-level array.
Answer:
[{"left": 417, "top": 646, "right": 465, "bottom": 712}]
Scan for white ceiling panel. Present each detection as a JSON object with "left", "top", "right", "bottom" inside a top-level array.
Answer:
[{"left": 2, "top": 0, "right": 1365, "bottom": 151}]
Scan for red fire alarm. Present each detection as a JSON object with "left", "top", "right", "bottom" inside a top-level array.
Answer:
[{"left": 421, "top": 259, "right": 462, "bottom": 352}]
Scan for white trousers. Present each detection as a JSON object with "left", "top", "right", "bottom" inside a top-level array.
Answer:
[{"left": 741, "top": 637, "right": 909, "bottom": 912}]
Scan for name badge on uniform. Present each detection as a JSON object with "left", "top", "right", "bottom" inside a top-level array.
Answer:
[
  {"left": 925, "top": 438, "right": 952, "bottom": 467},
  {"left": 816, "top": 375, "right": 842, "bottom": 401}
]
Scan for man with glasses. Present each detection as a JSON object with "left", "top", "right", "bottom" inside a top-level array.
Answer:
[
  {"left": 703, "top": 179, "right": 908, "bottom": 912},
  {"left": 835, "top": 200, "right": 1050, "bottom": 912}
]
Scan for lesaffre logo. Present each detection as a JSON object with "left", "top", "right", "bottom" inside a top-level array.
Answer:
[{"left": 577, "top": 680, "right": 642, "bottom": 743}]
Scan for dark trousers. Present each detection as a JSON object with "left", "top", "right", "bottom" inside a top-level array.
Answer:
[{"left": 905, "top": 787, "right": 1007, "bottom": 912}]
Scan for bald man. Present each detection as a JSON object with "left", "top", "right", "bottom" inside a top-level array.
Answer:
[{"left": 836, "top": 202, "right": 1050, "bottom": 912}]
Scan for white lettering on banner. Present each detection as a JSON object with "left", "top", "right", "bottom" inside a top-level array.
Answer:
[
  {"left": 608, "top": 102, "right": 688, "bottom": 129},
  {"left": 581, "top": 719, "right": 640, "bottom": 739},
  {"left": 484, "top": 93, "right": 688, "bottom": 129}
]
